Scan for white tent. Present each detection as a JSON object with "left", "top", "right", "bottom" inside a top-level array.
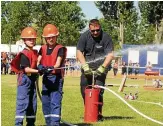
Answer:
[
  {"left": 33, "top": 45, "right": 41, "bottom": 52},
  {"left": 66, "top": 46, "right": 76, "bottom": 59},
  {"left": 0, "top": 44, "right": 76, "bottom": 58},
  {"left": 0, "top": 44, "right": 10, "bottom": 52}
]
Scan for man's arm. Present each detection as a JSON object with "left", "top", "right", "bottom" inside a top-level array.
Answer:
[
  {"left": 76, "top": 50, "right": 86, "bottom": 65},
  {"left": 76, "top": 50, "right": 92, "bottom": 75},
  {"left": 102, "top": 51, "right": 114, "bottom": 67},
  {"left": 76, "top": 32, "right": 87, "bottom": 65}
]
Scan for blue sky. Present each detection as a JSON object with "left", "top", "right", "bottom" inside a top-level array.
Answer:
[
  {"left": 79, "top": 1, "right": 139, "bottom": 31},
  {"left": 79, "top": 1, "right": 103, "bottom": 20},
  {"left": 79, "top": 1, "right": 139, "bottom": 20}
]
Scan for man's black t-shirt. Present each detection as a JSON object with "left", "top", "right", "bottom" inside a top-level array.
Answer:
[
  {"left": 77, "top": 30, "right": 113, "bottom": 70},
  {"left": 77, "top": 30, "right": 113, "bottom": 55}
]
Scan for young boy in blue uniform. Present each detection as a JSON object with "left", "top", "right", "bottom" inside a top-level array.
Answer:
[
  {"left": 37, "top": 24, "right": 67, "bottom": 126},
  {"left": 11, "top": 27, "right": 39, "bottom": 126}
]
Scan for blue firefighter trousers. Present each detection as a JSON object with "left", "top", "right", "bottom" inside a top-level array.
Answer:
[
  {"left": 42, "top": 74, "right": 63, "bottom": 126},
  {"left": 15, "top": 74, "right": 37, "bottom": 126}
]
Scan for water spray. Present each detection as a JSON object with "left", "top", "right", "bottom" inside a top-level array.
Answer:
[{"left": 47, "top": 66, "right": 76, "bottom": 70}]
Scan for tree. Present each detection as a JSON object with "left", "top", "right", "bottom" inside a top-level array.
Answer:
[
  {"left": 1, "top": 1, "right": 33, "bottom": 44},
  {"left": 156, "top": 19, "right": 163, "bottom": 43},
  {"left": 99, "top": 18, "right": 120, "bottom": 50},
  {"left": 1, "top": 1, "right": 87, "bottom": 45},
  {"left": 139, "top": 1, "right": 163, "bottom": 44},
  {"left": 139, "top": 1, "right": 163, "bottom": 25},
  {"left": 95, "top": 1, "right": 138, "bottom": 48}
]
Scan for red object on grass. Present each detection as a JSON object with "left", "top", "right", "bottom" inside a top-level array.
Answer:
[{"left": 84, "top": 86, "right": 102, "bottom": 123}]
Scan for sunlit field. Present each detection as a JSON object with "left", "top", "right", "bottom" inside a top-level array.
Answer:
[{"left": 1, "top": 72, "right": 163, "bottom": 126}]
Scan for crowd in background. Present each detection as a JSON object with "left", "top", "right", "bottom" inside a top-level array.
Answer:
[
  {"left": 1, "top": 52, "right": 16, "bottom": 75},
  {"left": 113, "top": 60, "right": 154, "bottom": 76},
  {"left": 1, "top": 52, "right": 82, "bottom": 76},
  {"left": 1, "top": 51, "right": 156, "bottom": 77},
  {"left": 64, "top": 58, "right": 81, "bottom": 76},
  {"left": 113, "top": 60, "right": 140, "bottom": 76}
]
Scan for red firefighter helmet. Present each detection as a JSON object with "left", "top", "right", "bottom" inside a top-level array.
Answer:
[
  {"left": 42, "top": 24, "right": 59, "bottom": 37},
  {"left": 21, "top": 27, "right": 37, "bottom": 38}
]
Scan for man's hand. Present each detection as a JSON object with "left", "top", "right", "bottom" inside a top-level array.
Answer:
[
  {"left": 94, "top": 65, "right": 106, "bottom": 77},
  {"left": 82, "top": 63, "right": 92, "bottom": 76}
]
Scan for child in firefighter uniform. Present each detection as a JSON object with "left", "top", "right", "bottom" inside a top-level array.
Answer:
[
  {"left": 37, "top": 24, "right": 67, "bottom": 126},
  {"left": 11, "top": 27, "right": 39, "bottom": 126}
]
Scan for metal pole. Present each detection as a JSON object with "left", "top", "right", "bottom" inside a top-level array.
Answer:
[
  {"left": 92, "top": 71, "right": 95, "bottom": 86},
  {"left": 9, "top": 37, "right": 11, "bottom": 58}
]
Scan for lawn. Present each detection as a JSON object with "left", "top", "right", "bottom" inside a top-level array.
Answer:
[{"left": 1, "top": 74, "right": 163, "bottom": 126}]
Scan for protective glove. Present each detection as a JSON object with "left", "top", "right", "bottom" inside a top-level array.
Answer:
[
  {"left": 43, "top": 66, "right": 54, "bottom": 75},
  {"left": 37, "top": 64, "right": 45, "bottom": 75},
  {"left": 81, "top": 63, "right": 92, "bottom": 76},
  {"left": 94, "top": 65, "right": 106, "bottom": 77}
]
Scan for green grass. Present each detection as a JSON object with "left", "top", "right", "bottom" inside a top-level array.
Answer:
[{"left": 1, "top": 74, "right": 163, "bottom": 126}]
